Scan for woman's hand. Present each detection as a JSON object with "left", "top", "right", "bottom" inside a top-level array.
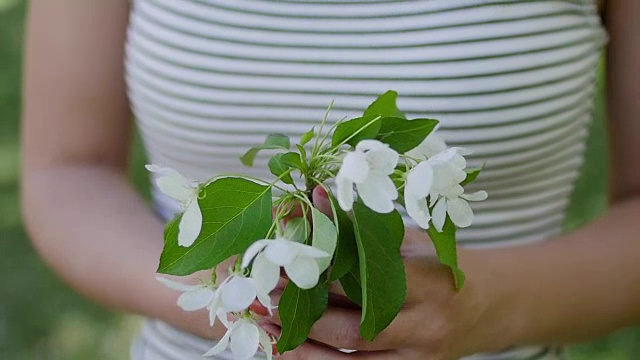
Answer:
[
  {"left": 263, "top": 252, "right": 508, "bottom": 360},
  {"left": 260, "top": 188, "right": 509, "bottom": 360}
]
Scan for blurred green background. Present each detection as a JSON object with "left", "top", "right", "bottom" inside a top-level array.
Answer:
[{"left": 0, "top": 1, "right": 638, "bottom": 359}]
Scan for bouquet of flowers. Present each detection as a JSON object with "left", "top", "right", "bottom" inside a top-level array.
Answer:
[{"left": 150, "top": 91, "right": 487, "bottom": 359}]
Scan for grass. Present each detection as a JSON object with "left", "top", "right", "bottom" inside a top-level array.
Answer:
[{"left": 0, "top": 1, "right": 638, "bottom": 359}]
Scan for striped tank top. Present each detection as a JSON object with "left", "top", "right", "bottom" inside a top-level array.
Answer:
[{"left": 125, "top": 1, "right": 607, "bottom": 359}]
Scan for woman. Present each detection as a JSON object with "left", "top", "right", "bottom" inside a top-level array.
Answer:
[{"left": 20, "top": 0, "right": 639, "bottom": 359}]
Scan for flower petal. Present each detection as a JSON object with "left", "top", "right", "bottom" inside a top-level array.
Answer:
[
  {"left": 429, "top": 192, "right": 440, "bottom": 208},
  {"left": 405, "top": 195, "right": 431, "bottom": 230},
  {"left": 284, "top": 257, "right": 320, "bottom": 289},
  {"left": 449, "top": 153, "right": 467, "bottom": 170},
  {"left": 447, "top": 198, "right": 474, "bottom": 228},
  {"left": 339, "top": 151, "right": 369, "bottom": 183},
  {"left": 203, "top": 326, "right": 232, "bottom": 357},
  {"left": 221, "top": 276, "right": 257, "bottom": 312},
  {"left": 406, "top": 162, "right": 434, "bottom": 199},
  {"left": 259, "top": 330, "right": 274, "bottom": 360},
  {"left": 178, "top": 200, "right": 202, "bottom": 247},
  {"left": 215, "top": 307, "right": 231, "bottom": 329},
  {"left": 356, "top": 174, "right": 397, "bottom": 213},
  {"left": 429, "top": 147, "right": 459, "bottom": 164},
  {"left": 431, "top": 163, "right": 466, "bottom": 193},
  {"left": 230, "top": 319, "right": 261, "bottom": 360},
  {"left": 363, "top": 144, "right": 399, "bottom": 175},
  {"left": 264, "top": 238, "right": 298, "bottom": 266},
  {"left": 156, "top": 276, "right": 201, "bottom": 292},
  {"left": 208, "top": 292, "right": 221, "bottom": 327},
  {"left": 241, "top": 239, "right": 271, "bottom": 269},
  {"left": 144, "top": 164, "right": 162, "bottom": 172},
  {"left": 432, "top": 197, "right": 448, "bottom": 232},
  {"left": 452, "top": 146, "right": 473, "bottom": 156},
  {"left": 442, "top": 184, "right": 464, "bottom": 199},
  {"left": 423, "top": 133, "right": 448, "bottom": 155},
  {"left": 251, "top": 252, "right": 280, "bottom": 294},
  {"left": 406, "top": 133, "right": 448, "bottom": 160},
  {"left": 177, "top": 288, "right": 215, "bottom": 311},
  {"left": 336, "top": 174, "right": 355, "bottom": 212},
  {"left": 460, "top": 190, "right": 488, "bottom": 202},
  {"left": 149, "top": 166, "right": 196, "bottom": 202},
  {"left": 355, "top": 139, "right": 388, "bottom": 152},
  {"left": 289, "top": 241, "right": 330, "bottom": 259},
  {"left": 256, "top": 291, "right": 275, "bottom": 316}
]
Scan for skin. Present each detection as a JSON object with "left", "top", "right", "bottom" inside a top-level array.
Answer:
[
  {"left": 21, "top": 1, "right": 638, "bottom": 359},
  {"left": 21, "top": 0, "right": 225, "bottom": 341}
]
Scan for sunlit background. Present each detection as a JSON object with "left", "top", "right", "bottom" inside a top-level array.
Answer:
[{"left": 0, "top": 1, "right": 638, "bottom": 359}]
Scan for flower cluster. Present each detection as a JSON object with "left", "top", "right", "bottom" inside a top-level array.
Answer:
[
  {"left": 156, "top": 234, "right": 330, "bottom": 359},
  {"left": 336, "top": 133, "right": 487, "bottom": 230},
  {"left": 148, "top": 91, "right": 487, "bottom": 358}
]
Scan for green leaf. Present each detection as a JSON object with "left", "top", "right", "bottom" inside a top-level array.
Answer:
[
  {"left": 268, "top": 152, "right": 304, "bottom": 185},
  {"left": 158, "top": 178, "right": 272, "bottom": 275},
  {"left": 296, "top": 144, "right": 308, "bottom": 164},
  {"left": 284, "top": 218, "right": 310, "bottom": 243},
  {"left": 280, "top": 151, "right": 304, "bottom": 169},
  {"left": 327, "top": 194, "right": 357, "bottom": 282},
  {"left": 376, "top": 117, "right": 439, "bottom": 153},
  {"left": 339, "top": 267, "right": 363, "bottom": 307},
  {"left": 277, "top": 282, "right": 329, "bottom": 353},
  {"left": 460, "top": 166, "right": 483, "bottom": 187},
  {"left": 300, "top": 127, "right": 315, "bottom": 146},
  {"left": 352, "top": 202, "right": 406, "bottom": 341},
  {"left": 268, "top": 153, "right": 294, "bottom": 184},
  {"left": 331, "top": 115, "right": 382, "bottom": 148},
  {"left": 311, "top": 207, "right": 337, "bottom": 273},
  {"left": 426, "top": 217, "right": 466, "bottom": 289},
  {"left": 364, "top": 90, "right": 406, "bottom": 119},
  {"left": 240, "top": 134, "right": 290, "bottom": 166}
]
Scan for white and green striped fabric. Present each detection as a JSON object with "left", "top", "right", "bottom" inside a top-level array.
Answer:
[{"left": 125, "top": 1, "right": 606, "bottom": 359}]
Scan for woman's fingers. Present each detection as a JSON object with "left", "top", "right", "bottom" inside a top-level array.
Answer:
[
  {"left": 272, "top": 186, "right": 332, "bottom": 235},
  {"left": 278, "top": 342, "right": 399, "bottom": 360},
  {"left": 261, "top": 322, "right": 400, "bottom": 360},
  {"left": 311, "top": 185, "right": 334, "bottom": 219},
  {"left": 267, "top": 305, "right": 413, "bottom": 352}
]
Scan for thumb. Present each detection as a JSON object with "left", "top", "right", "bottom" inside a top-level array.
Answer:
[{"left": 312, "top": 186, "right": 333, "bottom": 220}]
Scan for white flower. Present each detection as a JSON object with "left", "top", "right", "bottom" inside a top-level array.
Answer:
[
  {"left": 404, "top": 162, "right": 434, "bottom": 229},
  {"left": 157, "top": 273, "right": 274, "bottom": 327},
  {"left": 204, "top": 318, "right": 274, "bottom": 360},
  {"left": 431, "top": 187, "right": 488, "bottom": 232},
  {"left": 156, "top": 276, "right": 230, "bottom": 329},
  {"left": 336, "top": 140, "right": 399, "bottom": 213},
  {"left": 404, "top": 147, "right": 467, "bottom": 230},
  {"left": 242, "top": 237, "right": 329, "bottom": 290},
  {"left": 406, "top": 132, "right": 448, "bottom": 160},
  {"left": 404, "top": 146, "right": 487, "bottom": 231},
  {"left": 146, "top": 165, "right": 202, "bottom": 247},
  {"left": 427, "top": 147, "right": 469, "bottom": 197}
]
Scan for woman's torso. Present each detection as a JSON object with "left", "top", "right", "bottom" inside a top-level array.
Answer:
[{"left": 125, "top": 1, "right": 607, "bottom": 359}]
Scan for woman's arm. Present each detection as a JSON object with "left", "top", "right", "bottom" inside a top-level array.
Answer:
[
  {"left": 480, "top": 0, "right": 640, "bottom": 347},
  {"left": 270, "top": 2, "right": 640, "bottom": 358},
  {"left": 491, "top": 0, "right": 640, "bottom": 346},
  {"left": 607, "top": 0, "right": 640, "bottom": 201},
  {"left": 20, "top": 0, "right": 219, "bottom": 339}
]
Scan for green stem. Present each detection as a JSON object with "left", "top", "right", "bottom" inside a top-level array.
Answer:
[
  {"left": 316, "top": 115, "right": 348, "bottom": 153},
  {"left": 269, "top": 168, "right": 296, "bottom": 189},
  {"left": 312, "top": 100, "right": 335, "bottom": 158},
  {"left": 234, "top": 256, "right": 243, "bottom": 273},
  {"left": 210, "top": 266, "right": 218, "bottom": 285}
]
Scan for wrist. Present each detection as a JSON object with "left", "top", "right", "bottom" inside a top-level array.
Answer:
[{"left": 455, "top": 249, "right": 525, "bottom": 356}]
